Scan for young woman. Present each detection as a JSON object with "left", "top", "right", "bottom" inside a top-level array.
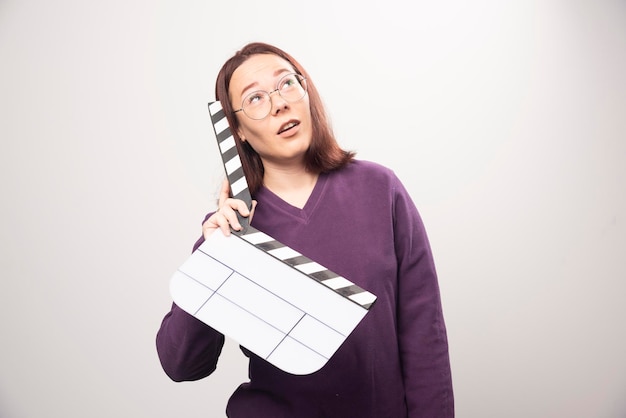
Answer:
[{"left": 156, "top": 42, "right": 454, "bottom": 417}]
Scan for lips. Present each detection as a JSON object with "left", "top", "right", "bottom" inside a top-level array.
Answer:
[{"left": 277, "top": 120, "right": 300, "bottom": 134}]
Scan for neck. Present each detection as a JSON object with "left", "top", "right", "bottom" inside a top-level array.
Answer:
[{"left": 262, "top": 162, "right": 319, "bottom": 209}]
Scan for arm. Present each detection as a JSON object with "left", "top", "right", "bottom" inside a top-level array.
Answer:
[
  {"left": 156, "top": 300, "right": 226, "bottom": 382},
  {"left": 156, "top": 180, "right": 255, "bottom": 382},
  {"left": 156, "top": 232, "right": 226, "bottom": 382},
  {"left": 392, "top": 179, "right": 455, "bottom": 417}
]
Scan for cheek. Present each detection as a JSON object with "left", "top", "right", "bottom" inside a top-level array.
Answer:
[
  {"left": 301, "top": 98, "right": 313, "bottom": 123},
  {"left": 237, "top": 121, "right": 254, "bottom": 139},
  {"left": 238, "top": 122, "right": 268, "bottom": 145}
]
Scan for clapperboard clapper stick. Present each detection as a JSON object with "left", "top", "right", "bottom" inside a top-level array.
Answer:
[{"left": 169, "top": 101, "right": 377, "bottom": 375}]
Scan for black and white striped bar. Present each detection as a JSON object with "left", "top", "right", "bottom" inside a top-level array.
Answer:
[
  {"left": 208, "top": 101, "right": 252, "bottom": 207},
  {"left": 240, "top": 229, "right": 376, "bottom": 309}
]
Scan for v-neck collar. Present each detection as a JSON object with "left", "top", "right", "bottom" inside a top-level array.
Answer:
[{"left": 255, "top": 172, "right": 329, "bottom": 223}]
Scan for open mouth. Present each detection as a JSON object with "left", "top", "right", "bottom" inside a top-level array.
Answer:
[{"left": 278, "top": 120, "right": 299, "bottom": 134}]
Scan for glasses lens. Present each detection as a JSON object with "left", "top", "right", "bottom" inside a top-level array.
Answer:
[
  {"left": 241, "top": 74, "right": 308, "bottom": 120},
  {"left": 242, "top": 91, "right": 271, "bottom": 120},
  {"left": 277, "top": 74, "right": 307, "bottom": 103}
]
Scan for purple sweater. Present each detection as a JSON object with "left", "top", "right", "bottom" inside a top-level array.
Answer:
[{"left": 156, "top": 160, "right": 454, "bottom": 417}]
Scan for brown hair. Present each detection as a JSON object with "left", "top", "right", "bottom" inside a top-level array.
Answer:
[{"left": 214, "top": 42, "right": 355, "bottom": 195}]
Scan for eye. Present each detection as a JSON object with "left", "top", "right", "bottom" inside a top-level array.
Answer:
[
  {"left": 244, "top": 92, "right": 266, "bottom": 107},
  {"left": 279, "top": 75, "right": 299, "bottom": 90}
]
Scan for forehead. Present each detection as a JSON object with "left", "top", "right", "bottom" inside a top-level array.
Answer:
[{"left": 230, "top": 54, "right": 295, "bottom": 95}]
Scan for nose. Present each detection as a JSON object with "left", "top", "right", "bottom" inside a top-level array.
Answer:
[{"left": 268, "top": 88, "right": 288, "bottom": 115}]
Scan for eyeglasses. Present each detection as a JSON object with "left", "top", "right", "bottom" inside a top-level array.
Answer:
[{"left": 233, "top": 73, "right": 308, "bottom": 120}]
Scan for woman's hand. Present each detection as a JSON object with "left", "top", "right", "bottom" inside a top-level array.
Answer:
[{"left": 202, "top": 179, "right": 257, "bottom": 239}]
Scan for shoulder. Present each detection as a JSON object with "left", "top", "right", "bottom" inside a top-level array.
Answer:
[
  {"left": 326, "top": 159, "right": 403, "bottom": 197},
  {"left": 341, "top": 159, "right": 403, "bottom": 191},
  {"left": 340, "top": 159, "right": 398, "bottom": 181}
]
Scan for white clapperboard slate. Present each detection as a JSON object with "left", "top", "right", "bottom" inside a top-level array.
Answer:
[{"left": 169, "top": 101, "right": 377, "bottom": 375}]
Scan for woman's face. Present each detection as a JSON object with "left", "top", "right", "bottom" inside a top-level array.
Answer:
[{"left": 229, "top": 54, "right": 312, "bottom": 168}]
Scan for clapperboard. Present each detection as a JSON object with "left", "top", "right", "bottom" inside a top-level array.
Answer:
[{"left": 169, "top": 101, "right": 377, "bottom": 375}]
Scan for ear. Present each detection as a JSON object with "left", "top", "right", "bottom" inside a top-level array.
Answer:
[{"left": 237, "top": 127, "right": 246, "bottom": 142}]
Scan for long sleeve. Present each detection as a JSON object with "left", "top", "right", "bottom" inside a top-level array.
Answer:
[
  {"left": 392, "top": 179, "right": 455, "bottom": 417},
  {"left": 156, "top": 231, "right": 226, "bottom": 382},
  {"left": 156, "top": 302, "right": 225, "bottom": 381}
]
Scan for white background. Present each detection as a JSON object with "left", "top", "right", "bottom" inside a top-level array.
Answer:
[{"left": 1, "top": 1, "right": 625, "bottom": 417}]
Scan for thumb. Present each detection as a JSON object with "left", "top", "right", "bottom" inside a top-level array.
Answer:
[{"left": 249, "top": 200, "right": 258, "bottom": 223}]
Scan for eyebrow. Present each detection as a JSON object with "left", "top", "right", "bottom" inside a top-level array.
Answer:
[{"left": 239, "top": 68, "right": 292, "bottom": 97}]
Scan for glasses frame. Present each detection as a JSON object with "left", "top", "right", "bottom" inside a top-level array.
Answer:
[{"left": 233, "top": 73, "right": 308, "bottom": 120}]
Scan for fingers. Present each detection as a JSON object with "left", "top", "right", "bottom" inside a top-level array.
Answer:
[
  {"left": 202, "top": 196, "right": 258, "bottom": 239},
  {"left": 202, "top": 209, "right": 231, "bottom": 239},
  {"left": 217, "top": 178, "right": 230, "bottom": 208}
]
